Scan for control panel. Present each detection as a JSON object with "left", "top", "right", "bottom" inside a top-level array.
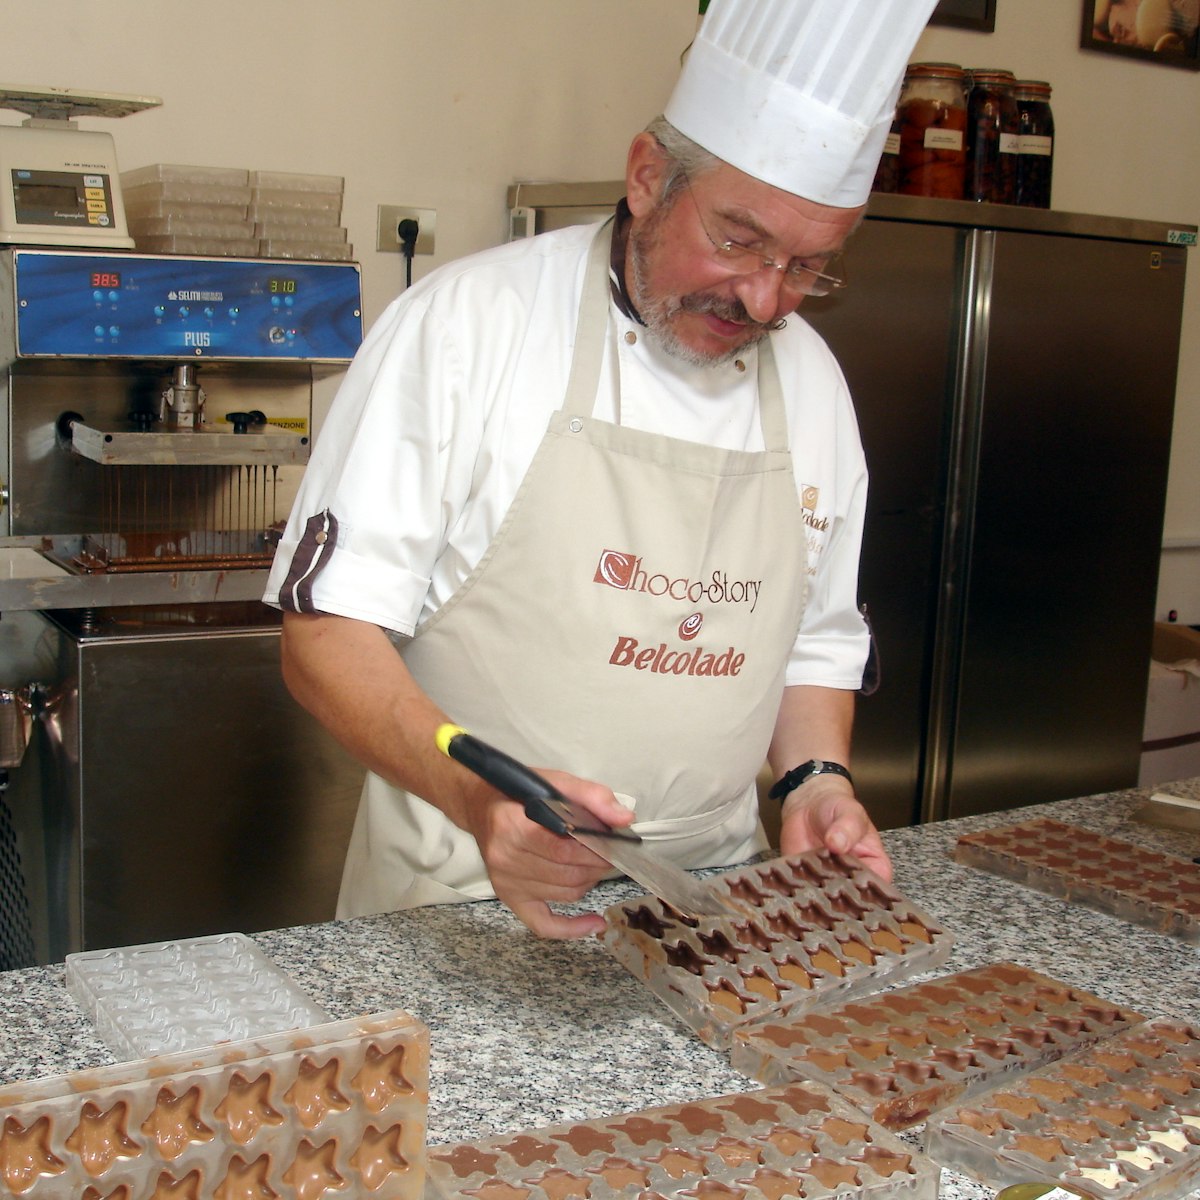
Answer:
[{"left": 9, "top": 250, "right": 363, "bottom": 361}]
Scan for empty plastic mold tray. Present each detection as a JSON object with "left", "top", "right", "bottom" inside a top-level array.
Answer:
[
  {"left": 600, "top": 850, "right": 952, "bottom": 1049},
  {"left": 427, "top": 1081, "right": 938, "bottom": 1200},
  {"left": 925, "top": 1018, "right": 1200, "bottom": 1200},
  {"left": 66, "top": 932, "right": 332, "bottom": 1060},
  {"left": 732, "top": 961, "right": 1145, "bottom": 1129},
  {"left": 954, "top": 818, "right": 1200, "bottom": 941},
  {"left": 0, "top": 1007, "right": 428, "bottom": 1199}
]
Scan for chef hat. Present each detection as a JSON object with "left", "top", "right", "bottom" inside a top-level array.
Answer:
[{"left": 665, "top": 0, "right": 938, "bottom": 208}]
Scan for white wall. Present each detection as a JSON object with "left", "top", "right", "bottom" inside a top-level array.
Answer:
[{"left": 7, "top": 0, "right": 1200, "bottom": 617}]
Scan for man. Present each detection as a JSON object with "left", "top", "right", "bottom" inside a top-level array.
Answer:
[{"left": 265, "top": 0, "right": 937, "bottom": 939}]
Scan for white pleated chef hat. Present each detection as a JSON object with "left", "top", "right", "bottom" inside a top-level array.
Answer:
[{"left": 665, "top": 0, "right": 939, "bottom": 208}]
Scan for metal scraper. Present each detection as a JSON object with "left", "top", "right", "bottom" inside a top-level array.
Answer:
[{"left": 435, "top": 724, "right": 733, "bottom": 920}]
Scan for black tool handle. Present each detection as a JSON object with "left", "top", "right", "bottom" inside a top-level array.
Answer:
[{"left": 437, "top": 724, "right": 580, "bottom": 835}]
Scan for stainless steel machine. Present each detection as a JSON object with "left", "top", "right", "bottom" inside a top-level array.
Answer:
[{"left": 0, "top": 248, "right": 366, "bottom": 965}]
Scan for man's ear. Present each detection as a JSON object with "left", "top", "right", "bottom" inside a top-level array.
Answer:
[{"left": 625, "top": 132, "right": 669, "bottom": 220}]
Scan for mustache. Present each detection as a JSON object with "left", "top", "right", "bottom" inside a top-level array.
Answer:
[{"left": 678, "top": 293, "right": 785, "bottom": 333}]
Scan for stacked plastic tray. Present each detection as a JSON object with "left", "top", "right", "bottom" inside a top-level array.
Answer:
[
  {"left": 926, "top": 1018, "right": 1200, "bottom": 1200},
  {"left": 731, "top": 962, "right": 1145, "bottom": 1129},
  {"left": 427, "top": 1081, "right": 939, "bottom": 1200},
  {"left": 121, "top": 163, "right": 352, "bottom": 260},
  {"left": 600, "top": 850, "right": 953, "bottom": 1049},
  {"left": 0, "top": 1007, "right": 428, "bottom": 1199},
  {"left": 65, "top": 932, "right": 332, "bottom": 1060}
]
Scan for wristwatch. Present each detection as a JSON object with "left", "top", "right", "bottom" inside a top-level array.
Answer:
[{"left": 768, "top": 759, "right": 854, "bottom": 803}]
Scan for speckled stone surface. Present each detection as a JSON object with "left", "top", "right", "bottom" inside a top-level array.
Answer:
[{"left": 1, "top": 781, "right": 1198, "bottom": 1200}]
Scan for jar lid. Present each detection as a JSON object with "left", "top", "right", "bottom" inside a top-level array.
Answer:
[
  {"left": 1015, "top": 79, "right": 1053, "bottom": 95},
  {"left": 906, "top": 61, "right": 965, "bottom": 79},
  {"left": 968, "top": 68, "right": 1017, "bottom": 83}
]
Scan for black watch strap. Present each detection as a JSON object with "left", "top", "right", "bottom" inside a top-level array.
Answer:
[{"left": 768, "top": 759, "right": 854, "bottom": 803}]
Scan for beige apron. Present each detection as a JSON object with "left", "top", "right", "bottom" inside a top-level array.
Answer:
[{"left": 337, "top": 221, "right": 808, "bottom": 916}]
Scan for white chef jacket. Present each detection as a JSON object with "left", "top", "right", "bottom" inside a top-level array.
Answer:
[{"left": 265, "top": 218, "right": 869, "bottom": 689}]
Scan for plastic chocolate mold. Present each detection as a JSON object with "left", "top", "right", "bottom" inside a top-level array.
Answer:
[
  {"left": 0, "top": 1008, "right": 427, "bottom": 1199},
  {"left": 954, "top": 818, "right": 1200, "bottom": 942},
  {"left": 426, "top": 1080, "right": 938, "bottom": 1200},
  {"left": 66, "top": 932, "right": 332, "bottom": 1060},
  {"left": 600, "top": 850, "right": 952, "bottom": 1049},
  {"left": 731, "top": 962, "right": 1145, "bottom": 1129},
  {"left": 926, "top": 1018, "right": 1200, "bottom": 1200}
]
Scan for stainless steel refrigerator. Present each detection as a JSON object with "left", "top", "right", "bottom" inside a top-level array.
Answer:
[{"left": 508, "top": 185, "right": 1194, "bottom": 828}]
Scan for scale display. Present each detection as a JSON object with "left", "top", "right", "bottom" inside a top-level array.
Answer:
[{"left": 12, "top": 250, "right": 363, "bottom": 361}]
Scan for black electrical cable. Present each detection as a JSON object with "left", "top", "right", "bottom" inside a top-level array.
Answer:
[{"left": 398, "top": 218, "right": 419, "bottom": 288}]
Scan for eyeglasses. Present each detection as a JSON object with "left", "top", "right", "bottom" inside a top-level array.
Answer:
[{"left": 683, "top": 175, "right": 848, "bottom": 297}]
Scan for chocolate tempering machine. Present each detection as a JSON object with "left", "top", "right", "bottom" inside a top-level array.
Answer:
[{"left": 0, "top": 248, "right": 366, "bottom": 966}]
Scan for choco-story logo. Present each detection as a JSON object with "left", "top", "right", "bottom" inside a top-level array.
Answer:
[{"left": 594, "top": 550, "right": 750, "bottom": 679}]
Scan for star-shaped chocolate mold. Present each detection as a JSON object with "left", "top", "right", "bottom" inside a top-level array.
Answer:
[
  {"left": 142, "top": 1086, "right": 215, "bottom": 1160},
  {"left": 733, "top": 1167, "right": 802, "bottom": 1200},
  {"left": 214, "top": 1071, "right": 284, "bottom": 1144},
  {"left": 65, "top": 1100, "right": 140, "bottom": 1177},
  {"left": 352, "top": 1043, "right": 417, "bottom": 1112},
  {"left": 463, "top": 1183, "right": 533, "bottom": 1200},
  {"left": 526, "top": 1166, "right": 592, "bottom": 1200},
  {"left": 852, "top": 1146, "right": 913, "bottom": 1179},
  {"left": 433, "top": 1144, "right": 502, "bottom": 1179},
  {"left": 283, "top": 1137, "right": 346, "bottom": 1200},
  {"left": 351, "top": 1123, "right": 410, "bottom": 1191},
  {"left": 646, "top": 1147, "right": 706, "bottom": 1180},
  {"left": 213, "top": 1152, "right": 276, "bottom": 1199},
  {"left": 492, "top": 1134, "right": 559, "bottom": 1167},
  {"left": 285, "top": 1057, "right": 351, "bottom": 1128},
  {"left": 83, "top": 1186, "right": 133, "bottom": 1200},
  {"left": 703, "top": 1136, "right": 762, "bottom": 1168},
  {"left": 716, "top": 1094, "right": 781, "bottom": 1127},
  {"left": 806, "top": 1156, "right": 861, "bottom": 1189},
  {"left": 678, "top": 1180, "right": 746, "bottom": 1200},
  {"left": 557, "top": 1124, "right": 616, "bottom": 1156},
  {"left": 147, "top": 1169, "right": 204, "bottom": 1199},
  {"left": 587, "top": 1157, "right": 650, "bottom": 1189},
  {"left": 1, "top": 1114, "right": 66, "bottom": 1191},
  {"left": 605, "top": 1114, "right": 673, "bottom": 1146}
]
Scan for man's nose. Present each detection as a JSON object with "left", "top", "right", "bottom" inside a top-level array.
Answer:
[{"left": 732, "top": 268, "right": 795, "bottom": 324}]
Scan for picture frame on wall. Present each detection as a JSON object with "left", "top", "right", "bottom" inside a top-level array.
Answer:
[
  {"left": 1080, "top": 0, "right": 1200, "bottom": 70},
  {"left": 929, "top": 0, "right": 997, "bottom": 31}
]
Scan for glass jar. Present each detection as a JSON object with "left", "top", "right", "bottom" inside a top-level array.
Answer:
[
  {"left": 1014, "top": 79, "right": 1055, "bottom": 209},
  {"left": 965, "top": 69, "right": 1020, "bottom": 204},
  {"left": 896, "top": 63, "right": 968, "bottom": 200},
  {"left": 872, "top": 113, "right": 902, "bottom": 195}
]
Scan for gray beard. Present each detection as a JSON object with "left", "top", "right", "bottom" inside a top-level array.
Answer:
[{"left": 628, "top": 220, "right": 772, "bottom": 369}]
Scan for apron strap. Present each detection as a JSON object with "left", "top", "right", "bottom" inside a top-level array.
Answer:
[{"left": 563, "top": 217, "right": 792, "bottom": 455}]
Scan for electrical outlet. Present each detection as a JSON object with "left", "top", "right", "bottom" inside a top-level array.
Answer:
[{"left": 377, "top": 205, "right": 436, "bottom": 255}]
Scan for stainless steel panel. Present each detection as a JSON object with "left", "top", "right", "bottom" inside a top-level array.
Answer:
[
  {"left": 945, "top": 231, "right": 1185, "bottom": 818},
  {"left": 35, "top": 604, "right": 363, "bottom": 960},
  {"left": 802, "top": 221, "right": 961, "bottom": 830}
]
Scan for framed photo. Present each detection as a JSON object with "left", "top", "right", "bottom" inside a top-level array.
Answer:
[
  {"left": 929, "top": 0, "right": 997, "bottom": 31},
  {"left": 1080, "top": 0, "right": 1200, "bottom": 70}
]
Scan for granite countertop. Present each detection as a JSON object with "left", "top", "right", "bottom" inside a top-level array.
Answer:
[{"left": 1, "top": 779, "right": 1198, "bottom": 1200}]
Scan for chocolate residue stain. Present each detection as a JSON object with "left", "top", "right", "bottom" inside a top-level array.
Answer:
[
  {"left": 529, "top": 1167, "right": 591, "bottom": 1200},
  {"left": 65, "top": 1100, "right": 139, "bottom": 1177},
  {"left": 855, "top": 1146, "right": 912, "bottom": 1178},
  {"left": 805, "top": 1049, "right": 850, "bottom": 1073},
  {"left": 732, "top": 921, "right": 777, "bottom": 953},
  {"left": 665, "top": 941, "right": 712, "bottom": 976},
  {"left": 774, "top": 959, "right": 815, "bottom": 989},
  {"left": 1026, "top": 1078, "right": 1078, "bottom": 1104},
  {"left": 869, "top": 928, "right": 904, "bottom": 954},
  {"left": 764, "top": 913, "right": 808, "bottom": 940},
  {"left": 435, "top": 1143, "right": 502, "bottom": 1179},
  {"left": 697, "top": 930, "right": 740, "bottom": 963},
  {"left": 142, "top": 1086, "right": 215, "bottom": 1160},
  {"left": 283, "top": 1138, "right": 345, "bottom": 1200},
  {"left": 718, "top": 1095, "right": 780, "bottom": 1125},
  {"left": 558, "top": 1125, "right": 616, "bottom": 1157},
  {"left": 848, "top": 1071, "right": 895, "bottom": 1097},
  {"left": 591, "top": 1158, "right": 648, "bottom": 1189},
  {"left": 839, "top": 938, "right": 874, "bottom": 966},
  {"left": 649, "top": 1148, "right": 705, "bottom": 1179},
  {"left": 760, "top": 1129, "right": 817, "bottom": 1157},
  {"left": 606, "top": 1115, "right": 673, "bottom": 1146},
  {"left": 1011, "top": 1134, "right": 1067, "bottom": 1163},
  {"left": 847, "top": 1037, "right": 890, "bottom": 1062},
  {"left": 807, "top": 1157, "right": 861, "bottom": 1188},
  {"left": 350, "top": 1124, "right": 410, "bottom": 1191},
  {"left": 214, "top": 1071, "right": 284, "bottom": 1144},
  {"left": 707, "top": 980, "right": 747, "bottom": 1014},
  {"left": 352, "top": 1043, "right": 416, "bottom": 1112},
  {"left": 820, "top": 1117, "right": 869, "bottom": 1146},
  {"left": 735, "top": 1167, "right": 801, "bottom": 1200},
  {"left": 1, "top": 1115, "right": 67, "bottom": 1192},
  {"left": 898, "top": 921, "right": 932, "bottom": 943},
  {"left": 285, "top": 1057, "right": 351, "bottom": 1128},
  {"left": 809, "top": 948, "right": 845, "bottom": 977},
  {"left": 674, "top": 1104, "right": 726, "bottom": 1136},
  {"left": 626, "top": 905, "right": 670, "bottom": 938},
  {"left": 706, "top": 1136, "right": 762, "bottom": 1167},
  {"left": 464, "top": 1182, "right": 531, "bottom": 1200},
  {"left": 992, "top": 1094, "right": 1043, "bottom": 1120},
  {"left": 741, "top": 969, "right": 780, "bottom": 1001},
  {"left": 494, "top": 1136, "right": 559, "bottom": 1167}
]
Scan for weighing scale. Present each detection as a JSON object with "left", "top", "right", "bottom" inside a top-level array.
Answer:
[{"left": 0, "top": 83, "right": 161, "bottom": 250}]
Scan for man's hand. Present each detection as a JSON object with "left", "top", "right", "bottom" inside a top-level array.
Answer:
[
  {"left": 778, "top": 774, "right": 892, "bottom": 881},
  {"left": 459, "top": 769, "right": 636, "bottom": 938}
]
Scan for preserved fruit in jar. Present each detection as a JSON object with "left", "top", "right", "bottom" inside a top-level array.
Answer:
[
  {"left": 1014, "top": 79, "right": 1054, "bottom": 209},
  {"left": 896, "top": 63, "right": 967, "bottom": 200},
  {"left": 965, "top": 69, "right": 1019, "bottom": 204}
]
